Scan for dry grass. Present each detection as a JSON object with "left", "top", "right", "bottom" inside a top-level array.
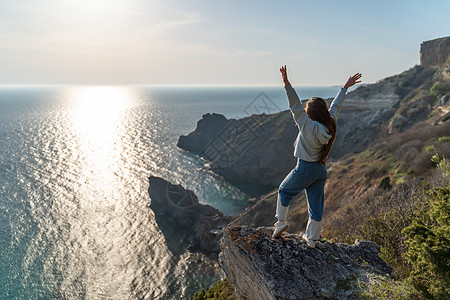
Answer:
[{"left": 323, "top": 181, "right": 422, "bottom": 279}]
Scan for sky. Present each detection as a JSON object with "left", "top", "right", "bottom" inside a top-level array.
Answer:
[{"left": 0, "top": 0, "right": 449, "bottom": 85}]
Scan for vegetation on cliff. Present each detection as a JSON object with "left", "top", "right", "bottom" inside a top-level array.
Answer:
[
  {"left": 404, "top": 155, "right": 449, "bottom": 299},
  {"left": 324, "top": 154, "right": 449, "bottom": 299},
  {"left": 193, "top": 278, "right": 237, "bottom": 300}
]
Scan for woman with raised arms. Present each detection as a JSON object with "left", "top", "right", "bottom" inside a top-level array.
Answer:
[{"left": 272, "top": 66, "right": 362, "bottom": 248}]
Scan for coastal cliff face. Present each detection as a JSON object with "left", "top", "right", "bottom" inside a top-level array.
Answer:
[
  {"left": 177, "top": 113, "right": 231, "bottom": 154},
  {"left": 420, "top": 36, "right": 450, "bottom": 67},
  {"left": 219, "top": 226, "right": 393, "bottom": 300},
  {"left": 178, "top": 112, "right": 298, "bottom": 188}
]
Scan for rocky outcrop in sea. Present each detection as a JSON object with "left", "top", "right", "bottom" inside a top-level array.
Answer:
[
  {"left": 219, "top": 226, "right": 393, "bottom": 300},
  {"left": 177, "top": 112, "right": 298, "bottom": 188},
  {"left": 148, "top": 176, "right": 232, "bottom": 259}
]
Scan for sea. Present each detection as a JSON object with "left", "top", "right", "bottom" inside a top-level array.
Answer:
[{"left": 0, "top": 85, "right": 339, "bottom": 299}]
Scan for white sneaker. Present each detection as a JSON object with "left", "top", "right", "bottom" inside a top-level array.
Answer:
[
  {"left": 302, "top": 218, "right": 322, "bottom": 248},
  {"left": 272, "top": 196, "right": 290, "bottom": 238},
  {"left": 302, "top": 233, "right": 317, "bottom": 248},
  {"left": 272, "top": 221, "right": 289, "bottom": 238}
]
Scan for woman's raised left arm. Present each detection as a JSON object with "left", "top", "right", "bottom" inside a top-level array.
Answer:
[{"left": 330, "top": 73, "right": 362, "bottom": 120}]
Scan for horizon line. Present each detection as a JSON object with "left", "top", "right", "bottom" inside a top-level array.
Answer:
[{"left": 0, "top": 83, "right": 356, "bottom": 88}]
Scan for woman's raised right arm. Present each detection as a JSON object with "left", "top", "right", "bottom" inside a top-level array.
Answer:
[
  {"left": 344, "top": 73, "right": 362, "bottom": 90},
  {"left": 280, "top": 65, "right": 308, "bottom": 126}
]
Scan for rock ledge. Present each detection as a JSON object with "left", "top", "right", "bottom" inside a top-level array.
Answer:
[{"left": 219, "top": 226, "right": 393, "bottom": 300}]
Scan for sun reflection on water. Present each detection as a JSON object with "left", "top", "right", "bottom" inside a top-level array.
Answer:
[
  {"left": 68, "top": 86, "right": 135, "bottom": 187},
  {"left": 64, "top": 86, "right": 157, "bottom": 297}
]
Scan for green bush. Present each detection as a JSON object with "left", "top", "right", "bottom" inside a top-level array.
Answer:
[
  {"left": 403, "top": 157, "right": 450, "bottom": 299},
  {"left": 430, "top": 83, "right": 449, "bottom": 96},
  {"left": 193, "top": 278, "right": 237, "bottom": 300},
  {"left": 378, "top": 176, "right": 392, "bottom": 190},
  {"left": 357, "top": 273, "right": 414, "bottom": 299},
  {"left": 360, "top": 204, "right": 414, "bottom": 279},
  {"left": 437, "top": 136, "right": 450, "bottom": 143},
  {"left": 426, "top": 145, "right": 436, "bottom": 153}
]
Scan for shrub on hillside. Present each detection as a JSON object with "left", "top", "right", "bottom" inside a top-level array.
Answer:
[
  {"left": 403, "top": 155, "right": 449, "bottom": 299},
  {"left": 403, "top": 185, "right": 450, "bottom": 299},
  {"left": 430, "top": 82, "right": 449, "bottom": 97},
  {"left": 437, "top": 136, "right": 450, "bottom": 143},
  {"left": 371, "top": 122, "right": 450, "bottom": 178},
  {"left": 193, "top": 278, "right": 237, "bottom": 300},
  {"left": 378, "top": 176, "right": 392, "bottom": 190},
  {"left": 410, "top": 151, "right": 434, "bottom": 176}
]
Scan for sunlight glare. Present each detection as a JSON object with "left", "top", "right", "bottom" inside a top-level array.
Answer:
[
  {"left": 69, "top": 86, "right": 134, "bottom": 163},
  {"left": 71, "top": 86, "right": 130, "bottom": 135}
]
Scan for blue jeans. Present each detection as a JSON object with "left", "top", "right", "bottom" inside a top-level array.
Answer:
[{"left": 278, "top": 159, "right": 328, "bottom": 222}]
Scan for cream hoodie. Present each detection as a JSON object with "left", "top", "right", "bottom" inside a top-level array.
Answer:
[{"left": 285, "top": 85, "right": 347, "bottom": 162}]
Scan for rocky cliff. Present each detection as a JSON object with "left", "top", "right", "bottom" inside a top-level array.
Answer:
[
  {"left": 420, "top": 36, "right": 450, "bottom": 67},
  {"left": 178, "top": 112, "right": 298, "bottom": 188},
  {"left": 148, "top": 176, "right": 232, "bottom": 259},
  {"left": 219, "top": 226, "right": 393, "bottom": 300}
]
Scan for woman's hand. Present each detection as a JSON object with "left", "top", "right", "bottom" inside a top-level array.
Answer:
[
  {"left": 280, "top": 65, "right": 290, "bottom": 87},
  {"left": 343, "top": 73, "right": 362, "bottom": 89}
]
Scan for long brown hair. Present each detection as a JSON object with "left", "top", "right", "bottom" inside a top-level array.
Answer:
[{"left": 306, "top": 97, "right": 336, "bottom": 165}]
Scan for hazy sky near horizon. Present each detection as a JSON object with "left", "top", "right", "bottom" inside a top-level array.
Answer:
[{"left": 0, "top": 0, "right": 449, "bottom": 85}]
